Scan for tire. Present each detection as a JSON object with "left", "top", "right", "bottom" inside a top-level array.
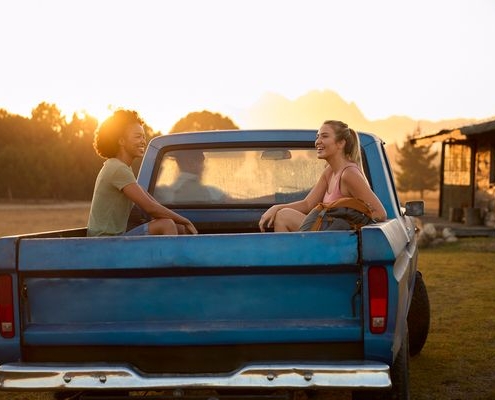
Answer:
[
  {"left": 352, "top": 332, "right": 410, "bottom": 400},
  {"left": 407, "top": 271, "right": 430, "bottom": 357}
]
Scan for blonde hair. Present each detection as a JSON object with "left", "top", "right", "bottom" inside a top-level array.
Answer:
[{"left": 323, "top": 120, "right": 363, "bottom": 171}]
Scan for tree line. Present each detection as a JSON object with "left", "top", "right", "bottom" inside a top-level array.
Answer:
[
  {"left": 0, "top": 103, "right": 102, "bottom": 200},
  {"left": 0, "top": 102, "right": 436, "bottom": 202},
  {"left": 0, "top": 104, "right": 239, "bottom": 201}
]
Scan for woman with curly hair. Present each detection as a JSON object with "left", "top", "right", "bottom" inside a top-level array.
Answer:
[{"left": 87, "top": 109, "right": 197, "bottom": 236}]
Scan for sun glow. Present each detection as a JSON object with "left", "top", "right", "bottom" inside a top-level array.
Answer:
[{"left": 1, "top": 0, "right": 494, "bottom": 134}]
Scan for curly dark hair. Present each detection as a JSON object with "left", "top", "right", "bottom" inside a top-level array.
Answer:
[{"left": 93, "top": 109, "right": 144, "bottom": 159}]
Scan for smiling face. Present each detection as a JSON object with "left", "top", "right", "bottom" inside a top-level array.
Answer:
[
  {"left": 119, "top": 122, "right": 147, "bottom": 161},
  {"left": 315, "top": 123, "right": 345, "bottom": 160}
]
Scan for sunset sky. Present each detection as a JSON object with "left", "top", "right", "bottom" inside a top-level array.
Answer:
[{"left": 1, "top": 0, "right": 494, "bottom": 132}]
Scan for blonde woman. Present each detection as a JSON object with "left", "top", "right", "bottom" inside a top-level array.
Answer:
[{"left": 259, "top": 120, "right": 387, "bottom": 232}]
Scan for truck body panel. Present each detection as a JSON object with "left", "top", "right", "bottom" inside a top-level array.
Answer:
[{"left": 0, "top": 129, "right": 427, "bottom": 399}]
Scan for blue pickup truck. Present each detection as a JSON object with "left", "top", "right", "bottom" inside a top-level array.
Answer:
[{"left": 0, "top": 129, "right": 429, "bottom": 400}]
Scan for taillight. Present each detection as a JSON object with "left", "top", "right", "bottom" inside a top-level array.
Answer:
[
  {"left": 0, "top": 274, "right": 15, "bottom": 338},
  {"left": 368, "top": 266, "right": 388, "bottom": 334}
]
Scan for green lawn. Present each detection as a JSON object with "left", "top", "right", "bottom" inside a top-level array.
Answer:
[{"left": 410, "top": 238, "right": 495, "bottom": 400}]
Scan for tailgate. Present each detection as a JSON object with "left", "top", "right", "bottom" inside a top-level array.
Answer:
[{"left": 18, "top": 231, "right": 363, "bottom": 371}]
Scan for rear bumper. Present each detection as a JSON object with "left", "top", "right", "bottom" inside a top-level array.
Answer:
[{"left": 0, "top": 362, "right": 390, "bottom": 391}]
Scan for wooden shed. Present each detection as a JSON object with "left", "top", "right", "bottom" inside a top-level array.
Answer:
[{"left": 411, "top": 119, "right": 495, "bottom": 226}]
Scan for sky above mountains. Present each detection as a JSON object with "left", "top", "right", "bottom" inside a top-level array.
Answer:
[{"left": 1, "top": 0, "right": 494, "bottom": 133}]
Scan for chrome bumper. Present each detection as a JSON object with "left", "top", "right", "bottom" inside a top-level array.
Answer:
[{"left": 0, "top": 362, "right": 391, "bottom": 391}]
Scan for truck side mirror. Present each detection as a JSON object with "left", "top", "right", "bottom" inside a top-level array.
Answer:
[{"left": 404, "top": 201, "right": 424, "bottom": 216}]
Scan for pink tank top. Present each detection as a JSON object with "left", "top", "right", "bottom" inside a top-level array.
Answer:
[{"left": 322, "top": 165, "right": 361, "bottom": 203}]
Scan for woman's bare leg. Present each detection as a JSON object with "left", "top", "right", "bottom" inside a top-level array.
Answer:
[
  {"left": 274, "top": 208, "right": 306, "bottom": 232},
  {"left": 148, "top": 218, "right": 179, "bottom": 235}
]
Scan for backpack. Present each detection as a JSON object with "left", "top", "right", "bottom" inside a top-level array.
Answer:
[{"left": 299, "top": 197, "right": 375, "bottom": 231}]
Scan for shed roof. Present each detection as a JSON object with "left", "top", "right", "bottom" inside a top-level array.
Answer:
[{"left": 411, "top": 118, "right": 495, "bottom": 145}]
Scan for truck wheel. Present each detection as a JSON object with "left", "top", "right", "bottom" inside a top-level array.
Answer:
[
  {"left": 352, "top": 332, "right": 410, "bottom": 400},
  {"left": 407, "top": 271, "right": 430, "bottom": 357}
]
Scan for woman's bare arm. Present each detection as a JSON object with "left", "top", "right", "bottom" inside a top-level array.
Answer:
[
  {"left": 341, "top": 168, "right": 387, "bottom": 222},
  {"left": 123, "top": 183, "right": 197, "bottom": 232},
  {"left": 259, "top": 168, "right": 330, "bottom": 231}
]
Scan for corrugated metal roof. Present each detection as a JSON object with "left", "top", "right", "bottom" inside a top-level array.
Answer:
[
  {"left": 460, "top": 119, "right": 495, "bottom": 135},
  {"left": 411, "top": 118, "right": 495, "bottom": 145}
]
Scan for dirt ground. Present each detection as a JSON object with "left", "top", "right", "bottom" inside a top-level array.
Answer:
[{"left": 0, "top": 202, "right": 91, "bottom": 236}]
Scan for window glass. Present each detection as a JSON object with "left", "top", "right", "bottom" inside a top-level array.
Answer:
[
  {"left": 490, "top": 145, "right": 495, "bottom": 185},
  {"left": 152, "top": 148, "right": 327, "bottom": 205},
  {"left": 443, "top": 143, "right": 471, "bottom": 186}
]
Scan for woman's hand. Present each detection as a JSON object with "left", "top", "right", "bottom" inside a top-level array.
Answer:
[
  {"left": 259, "top": 206, "right": 280, "bottom": 232},
  {"left": 183, "top": 220, "right": 198, "bottom": 235}
]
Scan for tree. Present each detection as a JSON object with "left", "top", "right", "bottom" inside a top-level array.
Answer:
[
  {"left": 0, "top": 111, "right": 42, "bottom": 199},
  {"left": 169, "top": 110, "right": 239, "bottom": 133},
  {"left": 395, "top": 130, "right": 439, "bottom": 198},
  {"left": 58, "top": 112, "right": 101, "bottom": 199},
  {"left": 31, "top": 102, "right": 66, "bottom": 136}
]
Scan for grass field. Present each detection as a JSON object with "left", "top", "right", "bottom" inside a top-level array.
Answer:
[
  {"left": 411, "top": 239, "right": 495, "bottom": 400},
  {"left": 0, "top": 202, "right": 90, "bottom": 237},
  {"left": 0, "top": 204, "right": 494, "bottom": 399}
]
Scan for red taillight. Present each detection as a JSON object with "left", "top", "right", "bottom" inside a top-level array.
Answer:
[
  {"left": 0, "top": 274, "right": 15, "bottom": 338},
  {"left": 368, "top": 266, "right": 388, "bottom": 334}
]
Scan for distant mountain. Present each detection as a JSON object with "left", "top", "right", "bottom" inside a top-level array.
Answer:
[{"left": 241, "top": 90, "right": 477, "bottom": 145}]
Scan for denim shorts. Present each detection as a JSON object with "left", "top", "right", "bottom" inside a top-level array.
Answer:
[{"left": 123, "top": 222, "right": 150, "bottom": 236}]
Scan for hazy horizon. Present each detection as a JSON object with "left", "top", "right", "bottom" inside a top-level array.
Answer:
[
  {"left": 2, "top": 88, "right": 486, "bottom": 146},
  {"left": 1, "top": 0, "right": 494, "bottom": 137}
]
